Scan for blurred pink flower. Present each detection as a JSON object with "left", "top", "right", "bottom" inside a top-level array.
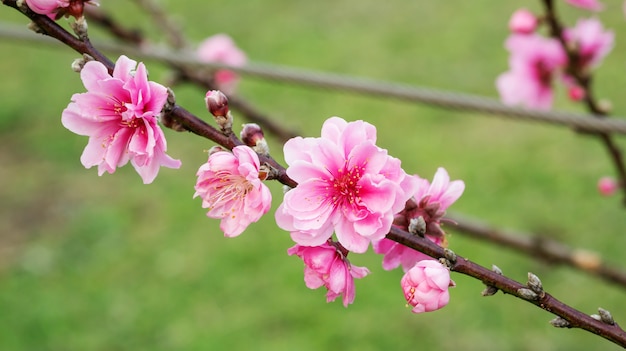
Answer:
[
  {"left": 275, "top": 117, "right": 417, "bottom": 253},
  {"left": 401, "top": 260, "right": 453, "bottom": 313},
  {"left": 194, "top": 145, "right": 272, "bottom": 237},
  {"left": 509, "top": 9, "right": 538, "bottom": 34},
  {"left": 598, "top": 176, "right": 618, "bottom": 196},
  {"left": 62, "top": 55, "right": 181, "bottom": 184},
  {"left": 564, "top": 18, "right": 614, "bottom": 70},
  {"left": 375, "top": 168, "right": 464, "bottom": 271},
  {"left": 288, "top": 241, "right": 370, "bottom": 307},
  {"left": 565, "top": 0, "right": 604, "bottom": 11},
  {"left": 197, "top": 34, "right": 247, "bottom": 95},
  {"left": 496, "top": 34, "right": 567, "bottom": 110},
  {"left": 25, "top": 0, "right": 97, "bottom": 19}
]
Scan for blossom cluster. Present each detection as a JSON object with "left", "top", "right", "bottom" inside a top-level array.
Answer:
[
  {"left": 497, "top": 1, "right": 614, "bottom": 110},
  {"left": 49, "top": 1, "right": 464, "bottom": 315}
]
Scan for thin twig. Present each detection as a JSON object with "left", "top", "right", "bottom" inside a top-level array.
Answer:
[
  {"left": 4, "top": 2, "right": 626, "bottom": 346},
  {"left": 2, "top": 21, "right": 626, "bottom": 136},
  {"left": 80, "top": 7, "right": 299, "bottom": 142},
  {"left": 83, "top": 6, "right": 143, "bottom": 45},
  {"left": 448, "top": 212, "right": 626, "bottom": 288},
  {"left": 131, "top": 0, "right": 186, "bottom": 49},
  {"left": 542, "top": 0, "right": 626, "bottom": 205}
]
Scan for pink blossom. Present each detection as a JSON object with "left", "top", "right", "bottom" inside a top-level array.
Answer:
[
  {"left": 565, "top": 0, "right": 604, "bottom": 11},
  {"left": 275, "top": 117, "right": 418, "bottom": 253},
  {"left": 564, "top": 18, "right": 614, "bottom": 70},
  {"left": 62, "top": 55, "right": 181, "bottom": 184},
  {"left": 496, "top": 34, "right": 567, "bottom": 110},
  {"left": 194, "top": 145, "right": 272, "bottom": 237},
  {"left": 197, "top": 34, "right": 247, "bottom": 95},
  {"left": 597, "top": 176, "right": 618, "bottom": 196},
  {"left": 288, "top": 241, "right": 370, "bottom": 307},
  {"left": 509, "top": 9, "right": 538, "bottom": 34},
  {"left": 375, "top": 168, "right": 464, "bottom": 271},
  {"left": 374, "top": 235, "right": 442, "bottom": 272},
  {"left": 401, "top": 260, "right": 453, "bottom": 313},
  {"left": 25, "top": 0, "right": 97, "bottom": 19}
]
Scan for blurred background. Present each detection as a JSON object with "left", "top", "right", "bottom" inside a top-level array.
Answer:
[{"left": 1, "top": 1, "right": 626, "bottom": 350}]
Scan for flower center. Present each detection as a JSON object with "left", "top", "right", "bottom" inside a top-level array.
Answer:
[
  {"left": 328, "top": 162, "right": 365, "bottom": 207},
  {"left": 207, "top": 171, "right": 254, "bottom": 216}
]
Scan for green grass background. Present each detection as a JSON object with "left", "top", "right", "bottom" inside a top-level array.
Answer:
[{"left": 1, "top": 1, "right": 626, "bottom": 350}]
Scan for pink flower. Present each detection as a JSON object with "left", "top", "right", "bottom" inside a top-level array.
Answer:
[
  {"left": 194, "top": 145, "right": 272, "bottom": 237},
  {"left": 565, "top": 0, "right": 604, "bottom": 11},
  {"left": 197, "top": 34, "right": 247, "bottom": 95},
  {"left": 401, "top": 260, "right": 453, "bottom": 313},
  {"left": 597, "top": 176, "right": 618, "bottom": 196},
  {"left": 375, "top": 168, "right": 464, "bottom": 271},
  {"left": 288, "top": 241, "right": 370, "bottom": 307},
  {"left": 509, "top": 9, "right": 538, "bottom": 34},
  {"left": 25, "top": 0, "right": 97, "bottom": 19},
  {"left": 564, "top": 18, "right": 614, "bottom": 70},
  {"left": 62, "top": 55, "right": 181, "bottom": 184},
  {"left": 374, "top": 236, "right": 442, "bottom": 272},
  {"left": 275, "top": 117, "right": 418, "bottom": 253},
  {"left": 496, "top": 34, "right": 567, "bottom": 110}
]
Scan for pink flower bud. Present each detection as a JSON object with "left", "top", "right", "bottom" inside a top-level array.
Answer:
[
  {"left": 401, "top": 260, "right": 453, "bottom": 313},
  {"left": 205, "top": 90, "right": 229, "bottom": 117},
  {"left": 509, "top": 9, "right": 538, "bottom": 34},
  {"left": 240, "top": 123, "right": 265, "bottom": 147},
  {"left": 568, "top": 85, "right": 586, "bottom": 101},
  {"left": 597, "top": 176, "right": 618, "bottom": 196},
  {"left": 288, "top": 241, "right": 370, "bottom": 307}
]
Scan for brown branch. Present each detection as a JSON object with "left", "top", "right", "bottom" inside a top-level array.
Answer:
[
  {"left": 83, "top": 6, "right": 143, "bottom": 45},
  {"left": 3, "top": 0, "right": 626, "bottom": 346},
  {"left": 131, "top": 0, "right": 187, "bottom": 49},
  {"left": 85, "top": 4, "right": 298, "bottom": 143},
  {"left": 542, "top": 0, "right": 626, "bottom": 206},
  {"left": 448, "top": 212, "right": 626, "bottom": 288},
  {"left": 386, "top": 227, "right": 626, "bottom": 347}
]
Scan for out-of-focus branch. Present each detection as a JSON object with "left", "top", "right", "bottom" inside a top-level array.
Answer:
[
  {"left": 131, "top": 0, "right": 186, "bottom": 49},
  {"left": 2, "top": 22, "right": 626, "bottom": 136},
  {"left": 448, "top": 212, "right": 626, "bottom": 288},
  {"left": 542, "top": 0, "right": 626, "bottom": 206},
  {"left": 84, "top": 6, "right": 299, "bottom": 143},
  {"left": 83, "top": 6, "right": 143, "bottom": 45}
]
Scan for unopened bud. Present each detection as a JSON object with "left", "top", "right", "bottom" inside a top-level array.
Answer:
[
  {"left": 71, "top": 16, "right": 89, "bottom": 39},
  {"left": 241, "top": 123, "right": 269, "bottom": 155},
  {"left": 492, "top": 265, "right": 503, "bottom": 275},
  {"left": 598, "top": 308, "right": 615, "bottom": 325},
  {"left": 527, "top": 272, "right": 543, "bottom": 295},
  {"left": 597, "top": 99, "right": 612, "bottom": 115},
  {"left": 444, "top": 248, "right": 457, "bottom": 263},
  {"left": 567, "top": 85, "right": 586, "bottom": 101},
  {"left": 67, "top": 0, "right": 85, "bottom": 19},
  {"left": 550, "top": 317, "right": 571, "bottom": 328},
  {"left": 27, "top": 21, "right": 44, "bottom": 34},
  {"left": 597, "top": 176, "right": 618, "bottom": 197},
  {"left": 517, "top": 287, "right": 539, "bottom": 301},
  {"left": 208, "top": 146, "right": 227, "bottom": 155},
  {"left": 70, "top": 54, "right": 94, "bottom": 73},
  {"left": 509, "top": 8, "right": 537, "bottom": 34},
  {"left": 408, "top": 216, "right": 426, "bottom": 236},
  {"left": 258, "top": 163, "right": 270, "bottom": 181},
  {"left": 481, "top": 285, "right": 499, "bottom": 297},
  {"left": 205, "top": 90, "right": 229, "bottom": 117},
  {"left": 205, "top": 90, "right": 233, "bottom": 132}
]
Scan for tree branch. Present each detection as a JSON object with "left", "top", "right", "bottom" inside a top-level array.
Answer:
[
  {"left": 542, "top": 0, "right": 626, "bottom": 206},
  {"left": 3, "top": 0, "right": 625, "bottom": 346}
]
